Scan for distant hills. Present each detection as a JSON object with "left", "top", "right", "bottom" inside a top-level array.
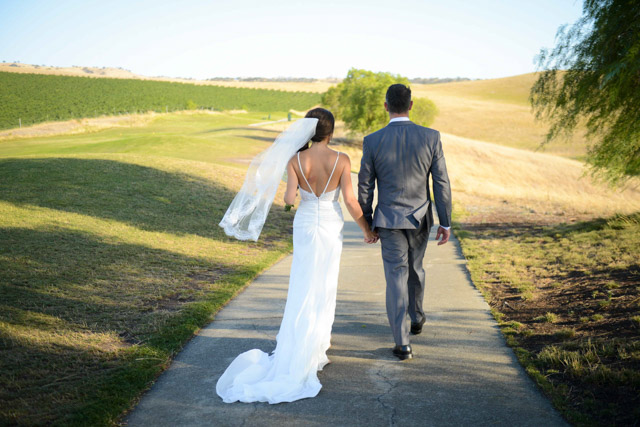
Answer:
[
  {"left": 409, "top": 77, "right": 472, "bottom": 84},
  {"left": 0, "top": 62, "right": 470, "bottom": 85}
]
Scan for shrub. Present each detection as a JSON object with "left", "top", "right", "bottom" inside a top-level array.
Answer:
[{"left": 410, "top": 97, "right": 438, "bottom": 127}]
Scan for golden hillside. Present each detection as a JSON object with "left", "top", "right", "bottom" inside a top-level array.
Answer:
[
  {"left": 411, "top": 73, "right": 588, "bottom": 158},
  {"left": 440, "top": 132, "right": 640, "bottom": 215},
  {"left": 0, "top": 62, "right": 141, "bottom": 79}
]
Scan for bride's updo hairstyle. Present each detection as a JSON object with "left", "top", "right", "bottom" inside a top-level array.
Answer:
[{"left": 299, "top": 108, "right": 334, "bottom": 151}]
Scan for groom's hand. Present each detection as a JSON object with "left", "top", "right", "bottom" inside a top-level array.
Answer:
[
  {"left": 436, "top": 226, "right": 450, "bottom": 245},
  {"left": 364, "top": 229, "right": 379, "bottom": 244}
]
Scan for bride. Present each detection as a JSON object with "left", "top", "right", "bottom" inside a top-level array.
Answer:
[{"left": 216, "top": 108, "right": 377, "bottom": 404}]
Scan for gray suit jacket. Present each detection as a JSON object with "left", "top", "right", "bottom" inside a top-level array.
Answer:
[{"left": 358, "top": 120, "right": 452, "bottom": 232}]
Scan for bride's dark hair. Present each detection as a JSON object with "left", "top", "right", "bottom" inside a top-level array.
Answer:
[{"left": 299, "top": 108, "right": 334, "bottom": 151}]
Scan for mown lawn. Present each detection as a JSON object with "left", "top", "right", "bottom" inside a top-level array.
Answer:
[
  {"left": 0, "top": 112, "right": 297, "bottom": 425},
  {"left": 454, "top": 204, "right": 640, "bottom": 425}
]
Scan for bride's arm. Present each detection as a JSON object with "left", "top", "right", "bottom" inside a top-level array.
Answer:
[
  {"left": 339, "top": 155, "right": 377, "bottom": 243},
  {"left": 284, "top": 159, "right": 298, "bottom": 206}
]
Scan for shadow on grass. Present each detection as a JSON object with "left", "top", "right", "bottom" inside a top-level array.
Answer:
[
  {"left": 456, "top": 212, "right": 640, "bottom": 287},
  {"left": 0, "top": 225, "right": 271, "bottom": 425},
  {"left": 241, "top": 134, "right": 279, "bottom": 143},
  {"left": 0, "top": 157, "right": 291, "bottom": 242},
  {"left": 0, "top": 157, "right": 294, "bottom": 425},
  {"left": 549, "top": 212, "right": 640, "bottom": 234},
  {"left": 456, "top": 212, "right": 640, "bottom": 241},
  {"left": 0, "top": 226, "right": 250, "bottom": 327},
  {"left": 198, "top": 127, "right": 280, "bottom": 134}
]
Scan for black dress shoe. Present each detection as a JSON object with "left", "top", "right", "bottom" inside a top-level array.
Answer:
[
  {"left": 392, "top": 344, "right": 413, "bottom": 360},
  {"left": 411, "top": 318, "right": 426, "bottom": 335}
]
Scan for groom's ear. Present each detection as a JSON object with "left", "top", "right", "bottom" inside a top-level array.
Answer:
[
  {"left": 384, "top": 102, "right": 389, "bottom": 112},
  {"left": 408, "top": 100, "right": 413, "bottom": 111}
]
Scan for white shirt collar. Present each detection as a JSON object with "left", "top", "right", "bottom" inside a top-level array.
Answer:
[{"left": 389, "top": 117, "right": 411, "bottom": 123}]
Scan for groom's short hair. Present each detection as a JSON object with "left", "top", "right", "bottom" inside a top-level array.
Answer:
[{"left": 386, "top": 84, "right": 412, "bottom": 114}]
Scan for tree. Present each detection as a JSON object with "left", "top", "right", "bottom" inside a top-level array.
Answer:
[
  {"left": 322, "top": 68, "right": 406, "bottom": 134},
  {"left": 410, "top": 97, "right": 438, "bottom": 128},
  {"left": 530, "top": 0, "right": 640, "bottom": 184},
  {"left": 322, "top": 68, "right": 436, "bottom": 135}
]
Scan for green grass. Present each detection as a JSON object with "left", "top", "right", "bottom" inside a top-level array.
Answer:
[
  {"left": 0, "top": 112, "right": 297, "bottom": 425},
  {"left": 0, "top": 111, "right": 282, "bottom": 161},
  {"left": 454, "top": 211, "right": 640, "bottom": 425},
  {"left": 534, "top": 312, "right": 559, "bottom": 323}
]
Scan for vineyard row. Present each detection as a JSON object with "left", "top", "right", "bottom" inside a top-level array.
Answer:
[{"left": 0, "top": 72, "right": 321, "bottom": 130}]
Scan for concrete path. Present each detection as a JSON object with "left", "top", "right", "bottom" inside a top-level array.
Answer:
[{"left": 124, "top": 177, "right": 567, "bottom": 426}]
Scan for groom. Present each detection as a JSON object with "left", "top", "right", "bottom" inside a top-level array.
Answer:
[{"left": 358, "top": 84, "right": 452, "bottom": 360}]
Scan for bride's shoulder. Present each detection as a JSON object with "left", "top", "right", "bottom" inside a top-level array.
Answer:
[
  {"left": 287, "top": 154, "right": 300, "bottom": 170},
  {"left": 332, "top": 150, "right": 351, "bottom": 169},
  {"left": 330, "top": 149, "right": 348, "bottom": 159}
]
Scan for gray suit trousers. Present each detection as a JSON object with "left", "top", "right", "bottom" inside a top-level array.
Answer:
[{"left": 377, "top": 226, "right": 429, "bottom": 346}]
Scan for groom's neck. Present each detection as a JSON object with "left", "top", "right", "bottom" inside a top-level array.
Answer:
[{"left": 388, "top": 112, "right": 410, "bottom": 120}]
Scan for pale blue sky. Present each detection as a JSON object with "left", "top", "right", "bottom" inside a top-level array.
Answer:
[{"left": 0, "top": 0, "right": 583, "bottom": 80}]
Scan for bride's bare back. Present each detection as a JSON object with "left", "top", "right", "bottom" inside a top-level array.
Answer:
[{"left": 292, "top": 146, "right": 342, "bottom": 196}]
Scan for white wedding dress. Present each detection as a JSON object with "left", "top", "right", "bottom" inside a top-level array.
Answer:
[{"left": 216, "top": 152, "right": 344, "bottom": 404}]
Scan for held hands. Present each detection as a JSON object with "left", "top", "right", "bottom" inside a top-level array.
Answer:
[
  {"left": 435, "top": 226, "right": 450, "bottom": 245},
  {"left": 364, "top": 229, "right": 379, "bottom": 244},
  {"left": 363, "top": 227, "right": 448, "bottom": 245}
]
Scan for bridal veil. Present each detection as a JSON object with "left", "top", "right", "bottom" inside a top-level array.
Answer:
[{"left": 218, "top": 118, "right": 318, "bottom": 241}]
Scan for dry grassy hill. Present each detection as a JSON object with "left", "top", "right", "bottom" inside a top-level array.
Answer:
[
  {"left": 316, "top": 127, "right": 640, "bottom": 218},
  {"left": 440, "top": 132, "right": 640, "bottom": 216},
  {"left": 0, "top": 62, "right": 140, "bottom": 79},
  {"left": 205, "top": 71, "right": 589, "bottom": 159},
  {"left": 411, "top": 73, "right": 589, "bottom": 158}
]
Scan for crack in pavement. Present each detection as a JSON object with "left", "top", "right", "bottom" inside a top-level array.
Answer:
[{"left": 373, "top": 362, "right": 400, "bottom": 426}]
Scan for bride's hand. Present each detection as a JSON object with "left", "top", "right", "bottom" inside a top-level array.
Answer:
[{"left": 364, "top": 229, "right": 379, "bottom": 244}]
